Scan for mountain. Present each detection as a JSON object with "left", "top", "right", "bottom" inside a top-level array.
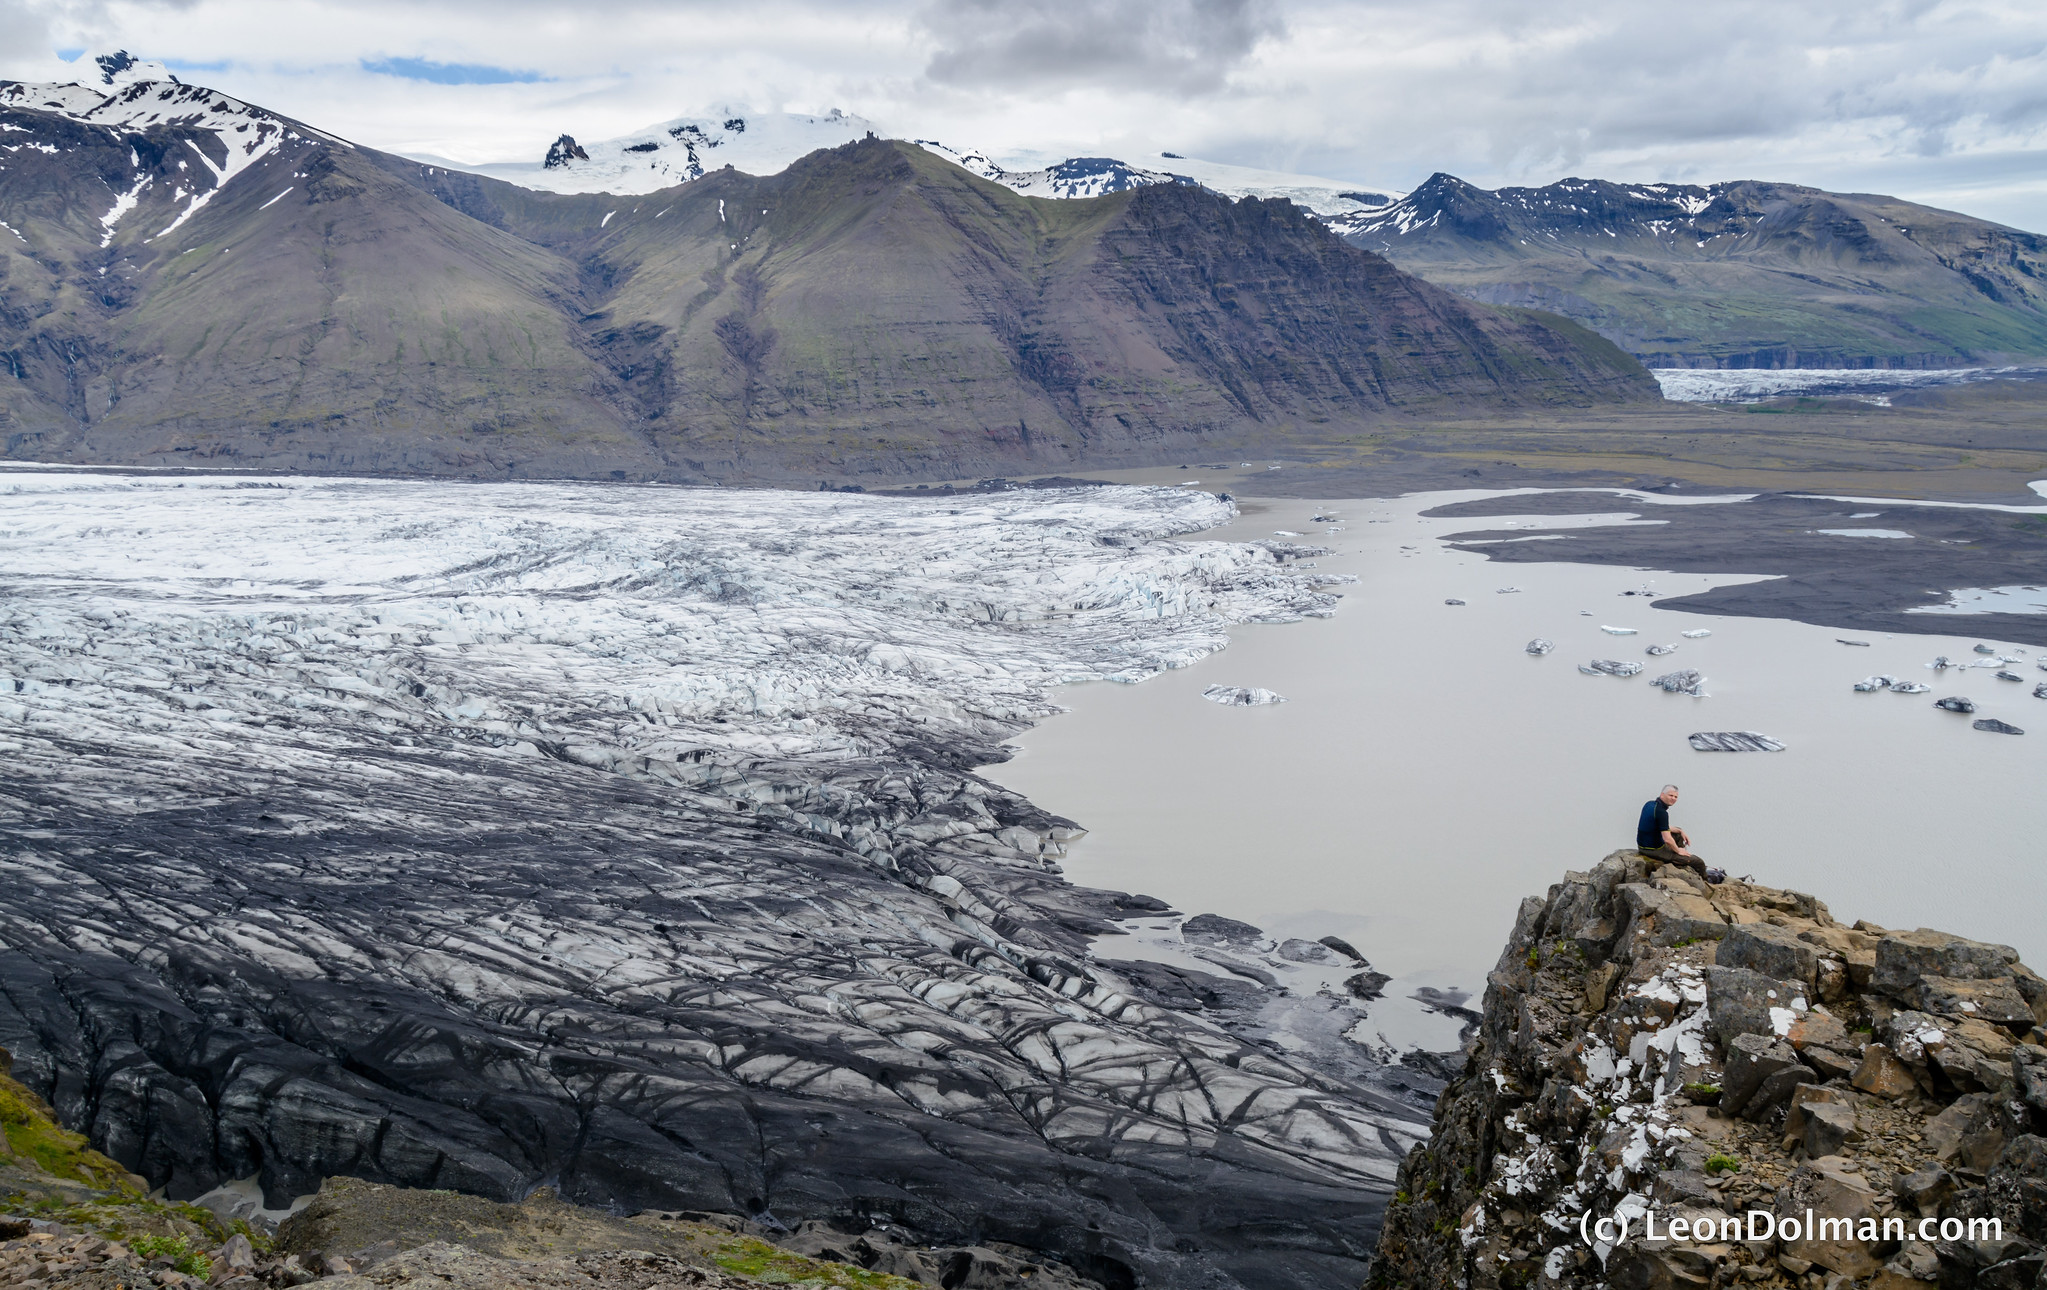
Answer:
[
  {"left": 0, "top": 70, "right": 1655, "bottom": 482},
  {"left": 1334, "top": 173, "right": 2047, "bottom": 369}
]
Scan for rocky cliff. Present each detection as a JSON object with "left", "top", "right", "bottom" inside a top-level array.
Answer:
[{"left": 1371, "top": 852, "right": 2047, "bottom": 1290}]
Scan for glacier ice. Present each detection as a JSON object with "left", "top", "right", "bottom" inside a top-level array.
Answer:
[{"left": 0, "top": 470, "right": 1413, "bottom": 1283}]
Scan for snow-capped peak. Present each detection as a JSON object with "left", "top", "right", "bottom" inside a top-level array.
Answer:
[
  {"left": 914, "top": 141, "right": 1184, "bottom": 200},
  {"left": 88, "top": 49, "right": 178, "bottom": 87},
  {"left": 428, "top": 108, "right": 879, "bottom": 196},
  {"left": 0, "top": 65, "right": 324, "bottom": 244}
]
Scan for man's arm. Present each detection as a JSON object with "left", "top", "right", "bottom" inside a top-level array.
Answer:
[{"left": 1661, "top": 827, "right": 1690, "bottom": 856}]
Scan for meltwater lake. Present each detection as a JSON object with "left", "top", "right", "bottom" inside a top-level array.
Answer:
[{"left": 985, "top": 485, "right": 2047, "bottom": 1045}]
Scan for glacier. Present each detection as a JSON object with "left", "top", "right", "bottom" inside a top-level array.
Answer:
[{"left": 0, "top": 471, "right": 1424, "bottom": 1289}]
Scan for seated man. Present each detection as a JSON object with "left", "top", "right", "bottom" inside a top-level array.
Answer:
[{"left": 1637, "top": 783, "right": 1707, "bottom": 877}]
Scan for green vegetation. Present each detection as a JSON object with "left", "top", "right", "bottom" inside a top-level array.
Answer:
[
  {"left": 0, "top": 1072, "right": 137, "bottom": 1193},
  {"left": 1705, "top": 1153, "right": 1743, "bottom": 1175},
  {"left": 132, "top": 1233, "right": 213, "bottom": 1278},
  {"left": 709, "top": 1233, "right": 922, "bottom": 1288}
]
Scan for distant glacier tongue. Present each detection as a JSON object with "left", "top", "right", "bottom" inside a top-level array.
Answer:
[{"left": 0, "top": 472, "right": 1407, "bottom": 1287}]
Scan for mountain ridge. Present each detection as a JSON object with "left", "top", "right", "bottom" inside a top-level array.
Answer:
[
  {"left": 0, "top": 72, "right": 1654, "bottom": 482},
  {"left": 1338, "top": 172, "right": 2047, "bottom": 369}
]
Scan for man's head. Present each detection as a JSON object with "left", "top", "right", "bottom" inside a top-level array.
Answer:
[{"left": 1659, "top": 784, "right": 1679, "bottom": 805}]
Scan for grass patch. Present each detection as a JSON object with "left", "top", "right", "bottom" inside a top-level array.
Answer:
[
  {"left": 132, "top": 1233, "right": 212, "bottom": 1278},
  {"left": 710, "top": 1234, "right": 922, "bottom": 1288},
  {"left": 1705, "top": 1153, "right": 1742, "bottom": 1175},
  {"left": 0, "top": 1076, "right": 137, "bottom": 1194}
]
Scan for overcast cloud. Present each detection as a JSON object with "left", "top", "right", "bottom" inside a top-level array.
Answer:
[{"left": 2, "top": 0, "right": 2043, "bottom": 230}]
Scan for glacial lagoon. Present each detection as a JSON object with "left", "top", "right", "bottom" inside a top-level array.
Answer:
[{"left": 985, "top": 485, "right": 2047, "bottom": 1050}]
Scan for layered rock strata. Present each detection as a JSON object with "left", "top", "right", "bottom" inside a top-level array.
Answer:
[
  {"left": 1371, "top": 851, "right": 2047, "bottom": 1289},
  {"left": 0, "top": 472, "right": 1423, "bottom": 1290}
]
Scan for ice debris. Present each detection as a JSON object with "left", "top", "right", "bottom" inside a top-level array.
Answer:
[
  {"left": 1649, "top": 669, "right": 1705, "bottom": 695},
  {"left": 1934, "top": 696, "right": 1978, "bottom": 713},
  {"left": 1581, "top": 659, "right": 1644, "bottom": 677},
  {"left": 1600, "top": 625, "right": 1638, "bottom": 635},
  {"left": 1525, "top": 638, "right": 1555, "bottom": 656},
  {"left": 1644, "top": 643, "right": 1677, "bottom": 656},
  {"left": 1688, "top": 731, "right": 1785, "bottom": 752},
  {"left": 1973, "top": 718, "right": 2024, "bottom": 734},
  {"left": 1203, "top": 685, "right": 1287, "bottom": 706},
  {"left": 1680, "top": 629, "right": 1711, "bottom": 639}
]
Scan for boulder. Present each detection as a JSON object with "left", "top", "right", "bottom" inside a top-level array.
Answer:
[
  {"left": 1925, "top": 1093, "right": 1992, "bottom": 1162},
  {"left": 1181, "top": 913, "right": 1265, "bottom": 945},
  {"left": 1987, "top": 1134, "right": 2047, "bottom": 1242},
  {"left": 1774, "top": 1158, "right": 1885, "bottom": 1277},
  {"left": 1719, "top": 923, "right": 1821, "bottom": 992},
  {"left": 2014, "top": 1044, "right": 2047, "bottom": 1114},
  {"left": 1894, "top": 1165, "right": 1956, "bottom": 1218},
  {"left": 1873, "top": 930, "right": 2019, "bottom": 993},
  {"left": 1851, "top": 1044, "right": 1918, "bottom": 1099},
  {"left": 1706, "top": 966, "right": 1804, "bottom": 1048},
  {"left": 1720, "top": 1034, "right": 1805, "bottom": 1117},
  {"left": 1799, "top": 1101, "right": 1863, "bottom": 1157},
  {"left": 1620, "top": 883, "right": 1730, "bottom": 953},
  {"left": 1909, "top": 975, "right": 2036, "bottom": 1028},
  {"left": 1276, "top": 938, "right": 1332, "bottom": 964}
]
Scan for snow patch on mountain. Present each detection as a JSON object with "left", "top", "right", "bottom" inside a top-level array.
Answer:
[{"left": 0, "top": 63, "right": 318, "bottom": 240}]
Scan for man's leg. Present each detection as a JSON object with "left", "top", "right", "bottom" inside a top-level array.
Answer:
[{"left": 1639, "top": 844, "right": 1708, "bottom": 878}]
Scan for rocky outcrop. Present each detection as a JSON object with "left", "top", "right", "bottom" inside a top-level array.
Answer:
[{"left": 1370, "top": 851, "right": 2047, "bottom": 1290}]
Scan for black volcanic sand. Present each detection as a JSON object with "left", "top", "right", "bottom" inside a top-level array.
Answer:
[{"left": 1422, "top": 489, "right": 2047, "bottom": 648}]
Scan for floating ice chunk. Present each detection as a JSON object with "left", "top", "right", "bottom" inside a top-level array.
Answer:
[
  {"left": 1525, "top": 638, "right": 1555, "bottom": 655},
  {"left": 1202, "top": 685, "right": 1286, "bottom": 706},
  {"left": 1890, "top": 681, "right": 1931, "bottom": 694},
  {"left": 1680, "top": 629, "right": 1711, "bottom": 639},
  {"left": 2034, "top": 683, "right": 2047, "bottom": 699},
  {"left": 1585, "top": 659, "right": 1644, "bottom": 677},
  {"left": 1689, "top": 731, "right": 1785, "bottom": 752},
  {"left": 1601, "top": 626, "right": 1638, "bottom": 635},
  {"left": 1645, "top": 644, "right": 1678, "bottom": 656},
  {"left": 1852, "top": 675, "right": 1899, "bottom": 692},
  {"left": 1444, "top": 598, "right": 1466, "bottom": 606},
  {"left": 1929, "top": 656, "right": 1952, "bottom": 669},
  {"left": 1651, "top": 669, "right": 1705, "bottom": 695},
  {"left": 1973, "top": 643, "right": 1998, "bottom": 654},
  {"left": 1837, "top": 639, "right": 1871, "bottom": 647},
  {"left": 1934, "top": 696, "right": 1977, "bottom": 713},
  {"left": 1997, "top": 671, "right": 2025, "bottom": 682},
  {"left": 1496, "top": 586, "right": 1522, "bottom": 594},
  {"left": 1271, "top": 529, "right": 1301, "bottom": 536},
  {"left": 1580, "top": 610, "right": 1593, "bottom": 616},
  {"left": 1973, "top": 718, "right": 2024, "bottom": 735}
]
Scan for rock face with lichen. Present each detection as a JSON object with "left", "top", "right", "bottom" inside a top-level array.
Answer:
[{"left": 1369, "top": 850, "right": 2047, "bottom": 1290}]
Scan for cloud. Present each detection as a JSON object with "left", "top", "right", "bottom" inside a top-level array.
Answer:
[
  {"left": 361, "top": 56, "right": 549, "bottom": 85},
  {"left": 2, "top": 0, "right": 2044, "bottom": 229},
  {"left": 920, "top": 0, "right": 1281, "bottom": 93}
]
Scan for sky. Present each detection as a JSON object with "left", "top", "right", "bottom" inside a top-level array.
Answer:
[{"left": 2, "top": 0, "right": 2044, "bottom": 231}]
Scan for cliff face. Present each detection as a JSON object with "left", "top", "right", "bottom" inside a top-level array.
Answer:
[{"left": 1371, "top": 852, "right": 2047, "bottom": 1290}]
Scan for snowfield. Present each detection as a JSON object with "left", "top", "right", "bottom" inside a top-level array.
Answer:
[{"left": 0, "top": 472, "right": 1416, "bottom": 1287}]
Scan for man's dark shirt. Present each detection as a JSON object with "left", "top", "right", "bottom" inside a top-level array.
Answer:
[{"left": 1637, "top": 798, "right": 1671, "bottom": 850}]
